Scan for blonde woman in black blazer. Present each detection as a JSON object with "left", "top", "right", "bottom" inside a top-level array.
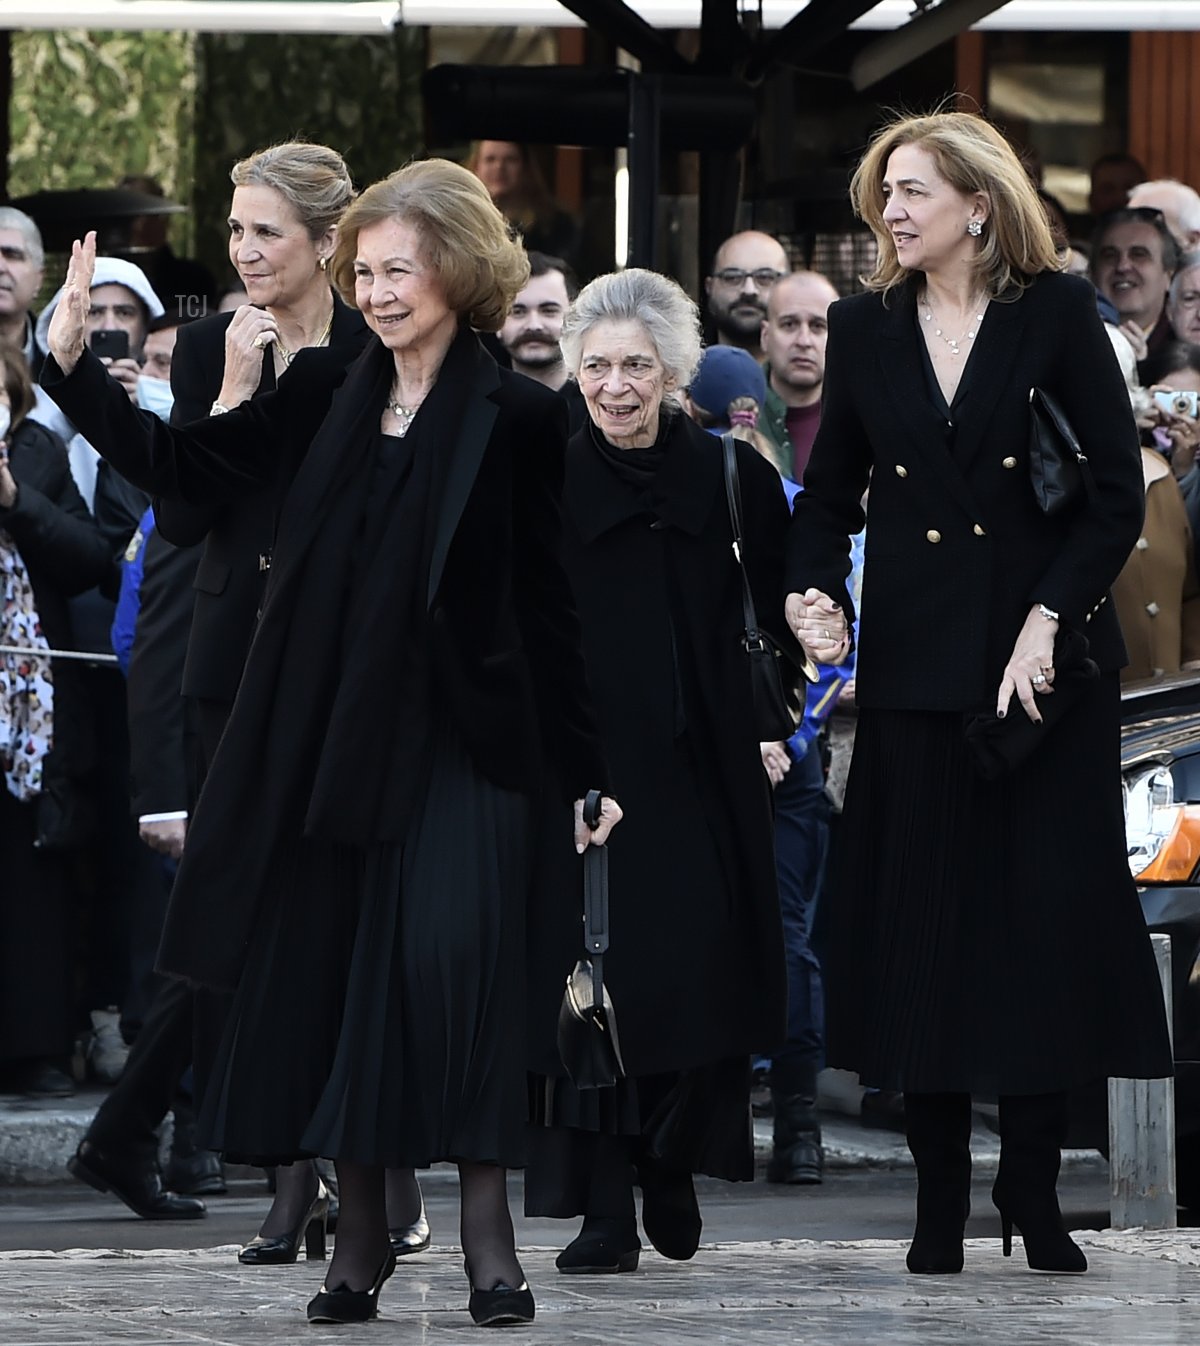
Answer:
[{"left": 786, "top": 112, "right": 1173, "bottom": 1278}]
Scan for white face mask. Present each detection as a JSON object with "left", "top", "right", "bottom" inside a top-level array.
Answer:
[
  {"left": 136, "top": 375, "right": 174, "bottom": 422},
  {"left": 0, "top": 405, "right": 10, "bottom": 441}
]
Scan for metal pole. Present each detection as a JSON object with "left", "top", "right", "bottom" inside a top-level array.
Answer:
[
  {"left": 0, "top": 644, "right": 118, "bottom": 665},
  {"left": 1109, "top": 932, "right": 1176, "bottom": 1229},
  {"left": 626, "top": 68, "right": 661, "bottom": 271}
]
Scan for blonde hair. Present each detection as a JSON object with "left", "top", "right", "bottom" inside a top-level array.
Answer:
[
  {"left": 850, "top": 111, "right": 1062, "bottom": 297},
  {"left": 331, "top": 159, "right": 530, "bottom": 332},
  {"left": 230, "top": 141, "right": 355, "bottom": 241}
]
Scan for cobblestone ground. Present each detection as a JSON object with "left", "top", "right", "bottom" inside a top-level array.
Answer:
[{"left": 5, "top": 1232, "right": 1200, "bottom": 1345}]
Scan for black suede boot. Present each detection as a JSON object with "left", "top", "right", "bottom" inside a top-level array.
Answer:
[
  {"left": 766, "top": 1058, "right": 823, "bottom": 1185},
  {"left": 904, "top": 1091, "right": 972, "bottom": 1274},
  {"left": 993, "top": 1092, "right": 1087, "bottom": 1274}
]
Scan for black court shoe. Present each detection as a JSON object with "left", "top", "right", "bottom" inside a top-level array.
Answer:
[
  {"left": 466, "top": 1267, "right": 536, "bottom": 1328},
  {"left": 307, "top": 1250, "right": 397, "bottom": 1324},
  {"left": 240, "top": 1179, "right": 330, "bottom": 1265}
]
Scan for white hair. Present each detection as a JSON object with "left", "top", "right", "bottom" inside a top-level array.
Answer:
[
  {"left": 1131, "top": 179, "right": 1200, "bottom": 235},
  {"left": 561, "top": 268, "right": 703, "bottom": 401},
  {"left": 0, "top": 208, "right": 44, "bottom": 270}
]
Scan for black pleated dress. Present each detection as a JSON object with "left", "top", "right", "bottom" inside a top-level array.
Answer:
[
  {"left": 199, "top": 432, "right": 533, "bottom": 1169},
  {"left": 823, "top": 333, "right": 1174, "bottom": 1097}
]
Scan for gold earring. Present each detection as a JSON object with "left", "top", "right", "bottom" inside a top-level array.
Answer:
[{"left": 318, "top": 255, "right": 328, "bottom": 271}]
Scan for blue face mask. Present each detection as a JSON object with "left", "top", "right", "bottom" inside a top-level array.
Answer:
[{"left": 136, "top": 375, "right": 174, "bottom": 421}]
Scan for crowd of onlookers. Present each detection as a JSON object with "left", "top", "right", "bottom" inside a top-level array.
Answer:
[{"left": 3, "top": 136, "right": 1200, "bottom": 1207}]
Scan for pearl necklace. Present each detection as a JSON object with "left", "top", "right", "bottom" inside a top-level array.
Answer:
[{"left": 920, "top": 293, "right": 987, "bottom": 357}]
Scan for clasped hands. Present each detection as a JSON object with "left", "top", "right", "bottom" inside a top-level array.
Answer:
[{"left": 785, "top": 588, "right": 851, "bottom": 666}]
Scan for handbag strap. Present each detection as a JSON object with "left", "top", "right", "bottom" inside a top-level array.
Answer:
[
  {"left": 582, "top": 788, "right": 609, "bottom": 1008},
  {"left": 721, "top": 433, "right": 765, "bottom": 650}
]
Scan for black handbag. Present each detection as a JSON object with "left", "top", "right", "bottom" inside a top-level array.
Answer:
[
  {"left": 720, "top": 434, "right": 816, "bottom": 742},
  {"left": 556, "top": 790, "right": 626, "bottom": 1090},
  {"left": 963, "top": 628, "right": 1099, "bottom": 779},
  {"left": 1028, "top": 387, "right": 1097, "bottom": 516}
]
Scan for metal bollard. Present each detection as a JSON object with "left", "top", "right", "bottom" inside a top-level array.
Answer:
[{"left": 1108, "top": 932, "right": 1176, "bottom": 1229}]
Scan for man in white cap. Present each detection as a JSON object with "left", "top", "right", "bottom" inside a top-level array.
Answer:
[{"left": 35, "top": 258, "right": 163, "bottom": 513}]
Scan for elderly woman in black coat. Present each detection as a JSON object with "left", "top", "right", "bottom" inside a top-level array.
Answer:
[
  {"left": 525, "top": 269, "right": 790, "bottom": 1274},
  {"left": 0, "top": 346, "right": 109, "bottom": 1095},
  {"left": 42, "top": 159, "right": 620, "bottom": 1330}
]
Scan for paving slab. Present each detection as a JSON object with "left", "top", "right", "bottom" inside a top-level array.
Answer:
[{"left": 3, "top": 1233, "right": 1200, "bottom": 1345}]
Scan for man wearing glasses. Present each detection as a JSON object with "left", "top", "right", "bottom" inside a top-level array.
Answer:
[{"left": 704, "top": 230, "right": 790, "bottom": 361}]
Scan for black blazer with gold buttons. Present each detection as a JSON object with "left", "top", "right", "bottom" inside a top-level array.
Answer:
[{"left": 787, "top": 270, "right": 1144, "bottom": 713}]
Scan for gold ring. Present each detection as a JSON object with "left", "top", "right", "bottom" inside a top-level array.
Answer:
[{"left": 252, "top": 335, "right": 266, "bottom": 349}]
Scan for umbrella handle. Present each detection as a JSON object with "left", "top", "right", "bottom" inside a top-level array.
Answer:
[{"left": 583, "top": 788, "right": 603, "bottom": 830}]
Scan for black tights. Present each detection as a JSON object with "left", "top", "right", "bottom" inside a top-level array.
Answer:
[
  {"left": 325, "top": 1159, "right": 521, "bottom": 1294},
  {"left": 259, "top": 1161, "right": 421, "bottom": 1241}
]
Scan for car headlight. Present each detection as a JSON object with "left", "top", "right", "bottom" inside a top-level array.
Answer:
[{"left": 1125, "top": 763, "right": 1200, "bottom": 882}]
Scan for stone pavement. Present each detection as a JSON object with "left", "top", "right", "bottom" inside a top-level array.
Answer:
[{"left": 4, "top": 1232, "right": 1200, "bottom": 1345}]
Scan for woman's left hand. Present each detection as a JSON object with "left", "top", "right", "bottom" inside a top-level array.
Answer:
[
  {"left": 0, "top": 441, "right": 16, "bottom": 509},
  {"left": 996, "top": 605, "right": 1058, "bottom": 724},
  {"left": 573, "top": 795, "right": 623, "bottom": 853}
]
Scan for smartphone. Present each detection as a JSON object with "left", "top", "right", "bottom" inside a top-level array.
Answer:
[
  {"left": 1154, "top": 388, "right": 1200, "bottom": 420},
  {"left": 90, "top": 329, "right": 130, "bottom": 361}
]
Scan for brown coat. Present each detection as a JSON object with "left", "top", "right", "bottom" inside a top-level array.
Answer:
[{"left": 1113, "top": 451, "right": 1200, "bottom": 682}]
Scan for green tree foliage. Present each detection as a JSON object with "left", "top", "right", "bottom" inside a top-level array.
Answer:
[
  {"left": 193, "top": 30, "right": 425, "bottom": 286},
  {"left": 9, "top": 29, "right": 197, "bottom": 249}
]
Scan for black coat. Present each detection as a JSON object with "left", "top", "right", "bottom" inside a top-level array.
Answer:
[
  {"left": 42, "top": 334, "right": 607, "bottom": 989},
  {"left": 528, "top": 415, "right": 789, "bottom": 1077},
  {"left": 0, "top": 418, "right": 111, "bottom": 845},
  {"left": 789, "top": 272, "right": 1143, "bottom": 710},
  {"left": 160, "top": 299, "right": 370, "bottom": 704},
  {"left": 0, "top": 418, "right": 111, "bottom": 647},
  {"left": 126, "top": 530, "right": 202, "bottom": 818}
]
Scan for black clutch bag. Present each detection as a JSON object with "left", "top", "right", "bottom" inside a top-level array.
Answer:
[
  {"left": 556, "top": 790, "right": 626, "bottom": 1090},
  {"left": 1028, "top": 387, "right": 1096, "bottom": 517},
  {"left": 720, "top": 434, "right": 817, "bottom": 742},
  {"left": 963, "top": 628, "right": 1099, "bottom": 779}
]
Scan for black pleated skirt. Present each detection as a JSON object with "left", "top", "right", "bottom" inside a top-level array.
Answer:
[
  {"left": 198, "top": 724, "right": 532, "bottom": 1168},
  {"left": 825, "top": 672, "right": 1174, "bottom": 1096}
]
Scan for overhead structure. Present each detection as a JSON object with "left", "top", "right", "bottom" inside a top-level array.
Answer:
[{"left": 6, "top": 1, "right": 1200, "bottom": 33}]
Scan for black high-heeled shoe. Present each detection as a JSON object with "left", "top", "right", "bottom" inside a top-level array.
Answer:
[
  {"left": 555, "top": 1218, "right": 641, "bottom": 1274},
  {"left": 465, "top": 1264, "right": 535, "bottom": 1328},
  {"left": 239, "top": 1179, "right": 330, "bottom": 1265},
  {"left": 307, "top": 1250, "right": 397, "bottom": 1324},
  {"left": 389, "top": 1198, "right": 432, "bottom": 1257}
]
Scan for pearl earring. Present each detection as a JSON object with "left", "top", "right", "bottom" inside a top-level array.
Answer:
[{"left": 967, "top": 219, "right": 983, "bottom": 238}]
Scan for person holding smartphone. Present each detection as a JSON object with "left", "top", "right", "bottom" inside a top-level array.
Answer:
[{"left": 38, "top": 257, "right": 162, "bottom": 410}]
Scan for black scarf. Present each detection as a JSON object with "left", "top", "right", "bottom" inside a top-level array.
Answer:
[{"left": 588, "top": 411, "right": 673, "bottom": 495}]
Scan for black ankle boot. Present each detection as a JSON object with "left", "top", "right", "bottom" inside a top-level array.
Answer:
[
  {"left": 637, "top": 1159, "right": 701, "bottom": 1261},
  {"left": 904, "top": 1092, "right": 972, "bottom": 1275},
  {"left": 993, "top": 1093, "right": 1087, "bottom": 1274},
  {"left": 767, "top": 1061, "right": 824, "bottom": 1185}
]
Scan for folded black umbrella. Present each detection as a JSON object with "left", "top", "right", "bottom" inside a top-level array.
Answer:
[
  {"left": 556, "top": 790, "right": 626, "bottom": 1090},
  {"left": 963, "top": 628, "right": 1099, "bottom": 780}
]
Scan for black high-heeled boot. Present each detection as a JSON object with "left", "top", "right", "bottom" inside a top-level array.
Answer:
[
  {"left": 904, "top": 1091, "right": 972, "bottom": 1275},
  {"left": 993, "top": 1092, "right": 1087, "bottom": 1274}
]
